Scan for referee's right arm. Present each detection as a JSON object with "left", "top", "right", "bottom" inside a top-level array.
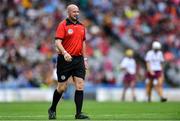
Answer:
[
  {"left": 55, "top": 39, "right": 72, "bottom": 62},
  {"left": 55, "top": 39, "right": 66, "bottom": 55}
]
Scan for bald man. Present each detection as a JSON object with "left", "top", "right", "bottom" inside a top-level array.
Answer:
[{"left": 48, "top": 4, "right": 89, "bottom": 120}]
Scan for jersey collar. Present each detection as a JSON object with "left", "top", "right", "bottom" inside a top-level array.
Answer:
[{"left": 66, "top": 18, "right": 82, "bottom": 25}]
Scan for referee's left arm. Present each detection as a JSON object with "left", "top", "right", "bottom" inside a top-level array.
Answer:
[
  {"left": 82, "top": 41, "right": 88, "bottom": 69},
  {"left": 82, "top": 41, "right": 87, "bottom": 60}
]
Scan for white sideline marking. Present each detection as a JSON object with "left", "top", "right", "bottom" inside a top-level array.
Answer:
[
  {"left": 0, "top": 114, "right": 118, "bottom": 118},
  {"left": 0, "top": 113, "right": 176, "bottom": 117},
  {"left": 0, "top": 114, "right": 116, "bottom": 117},
  {"left": 0, "top": 115, "right": 47, "bottom": 118},
  {"left": 0, "top": 114, "right": 178, "bottom": 121}
]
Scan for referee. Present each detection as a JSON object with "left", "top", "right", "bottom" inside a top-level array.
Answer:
[{"left": 48, "top": 4, "right": 89, "bottom": 120}]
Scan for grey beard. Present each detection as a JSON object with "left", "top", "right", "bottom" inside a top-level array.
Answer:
[{"left": 71, "top": 17, "right": 78, "bottom": 22}]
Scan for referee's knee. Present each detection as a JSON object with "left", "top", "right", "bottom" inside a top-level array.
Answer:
[
  {"left": 57, "top": 83, "right": 68, "bottom": 93},
  {"left": 75, "top": 81, "right": 84, "bottom": 90}
]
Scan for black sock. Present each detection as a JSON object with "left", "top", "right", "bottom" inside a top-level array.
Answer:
[
  {"left": 74, "top": 90, "right": 83, "bottom": 115},
  {"left": 50, "top": 89, "right": 63, "bottom": 111}
]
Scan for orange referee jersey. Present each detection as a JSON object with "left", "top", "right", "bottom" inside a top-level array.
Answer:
[{"left": 55, "top": 18, "right": 86, "bottom": 56}]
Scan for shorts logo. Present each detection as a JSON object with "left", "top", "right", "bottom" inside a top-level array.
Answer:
[
  {"left": 68, "top": 29, "right": 73, "bottom": 34},
  {"left": 61, "top": 75, "right": 66, "bottom": 80}
]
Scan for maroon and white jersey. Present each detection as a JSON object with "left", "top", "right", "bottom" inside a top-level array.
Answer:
[
  {"left": 120, "top": 57, "right": 136, "bottom": 75},
  {"left": 145, "top": 50, "right": 164, "bottom": 71}
]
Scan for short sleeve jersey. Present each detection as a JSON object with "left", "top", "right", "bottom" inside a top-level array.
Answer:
[
  {"left": 55, "top": 18, "right": 86, "bottom": 56},
  {"left": 120, "top": 57, "right": 136, "bottom": 74},
  {"left": 145, "top": 50, "right": 164, "bottom": 71}
]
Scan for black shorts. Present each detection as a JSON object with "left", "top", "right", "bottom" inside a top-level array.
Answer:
[{"left": 56, "top": 55, "right": 85, "bottom": 82}]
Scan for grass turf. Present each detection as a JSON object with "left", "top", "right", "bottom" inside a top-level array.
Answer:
[{"left": 0, "top": 100, "right": 180, "bottom": 121}]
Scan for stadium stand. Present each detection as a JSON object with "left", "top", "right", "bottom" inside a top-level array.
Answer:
[{"left": 0, "top": 0, "right": 179, "bottom": 90}]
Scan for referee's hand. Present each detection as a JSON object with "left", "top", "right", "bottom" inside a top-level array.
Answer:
[
  {"left": 64, "top": 53, "right": 72, "bottom": 62},
  {"left": 84, "top": 58, "right": 88, "bottom": 69}
]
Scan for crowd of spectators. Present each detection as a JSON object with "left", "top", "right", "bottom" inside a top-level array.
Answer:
[{"left": 0, "top": 0, "right": 180, "bottom": 88}]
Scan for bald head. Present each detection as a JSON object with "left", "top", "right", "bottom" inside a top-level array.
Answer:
[
  {"left": 67, "top": 4, "right": 79, "bottom": 22},
  {"left": 67, "top": 4, "right": 79, "bottom": 12}
]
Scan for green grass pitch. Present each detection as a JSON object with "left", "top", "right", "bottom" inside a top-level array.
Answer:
[{"left": 0, "top": 100, "right": 180, "bottom": 121}]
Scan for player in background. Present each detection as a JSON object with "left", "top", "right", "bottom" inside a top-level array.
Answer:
[
  {"left": 145, "top": 41, "right": 167, "bottom": 102},
  {"left": 120, "top": 49, "right": 137, "bottom": 101}
]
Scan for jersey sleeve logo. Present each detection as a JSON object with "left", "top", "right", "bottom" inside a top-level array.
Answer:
[{"left": 68, "top": 29, "right": 73, "bottom": 35}]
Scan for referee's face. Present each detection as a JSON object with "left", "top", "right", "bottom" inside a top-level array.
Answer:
[{"left": 68, "top": 5, "right": 79, "bottom": 21}]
